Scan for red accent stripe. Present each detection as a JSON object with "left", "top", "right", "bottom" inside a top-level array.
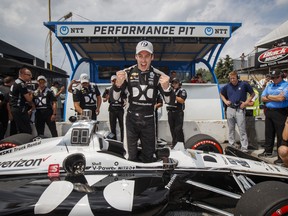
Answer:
[
  {"left": 271, "top": 205, "right": 288, "bottom": 216},
  {"left": 191, "top": 140, "right": 223, "bottom": 154}
]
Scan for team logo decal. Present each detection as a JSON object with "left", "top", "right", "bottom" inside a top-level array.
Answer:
[
  {"left": 59, "top": 26, "right": 69, "bottom": 35},
  {"left": 204, "top": 27, "right": 213, "bottom": 36},
  {"left": 258, "top": 46, "right": 288, "bottom": 63}
]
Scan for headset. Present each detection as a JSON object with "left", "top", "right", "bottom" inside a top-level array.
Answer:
[{"left": 228, "top": 71, "right": 240, "bottom": 81}]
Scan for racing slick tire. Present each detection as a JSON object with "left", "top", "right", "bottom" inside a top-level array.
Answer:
[
  {"left": 185, "top": 134, "right": 223, "bottom": 154},
  {"left": 0, "top": 133, "right": 34, "bottom": 150},
  {"left": 234, "top": 181, "right": 288, "bottom": 216}
]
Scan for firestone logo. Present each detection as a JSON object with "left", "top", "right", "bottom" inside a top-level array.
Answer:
[{"left": 258, "top": 46, "right": 288, "bottom": 63}]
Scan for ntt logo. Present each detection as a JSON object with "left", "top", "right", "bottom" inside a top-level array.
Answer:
[
  {"left": 59, "top": 26, "right": 69, "bottom": 35},
  {"left": 204, "top": 27, "right": 213, "bottom": 36}
]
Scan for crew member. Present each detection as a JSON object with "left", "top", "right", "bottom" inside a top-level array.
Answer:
[
  {"left": 9, "top": 67, "right": 34, "bottom": 134},
  {"left": 166, "top": 78, "right": 187, "bottom": 147},
  {"left": 114, "top": 40, "right": 175, "bottom": 163},
  {"left": 72, "top": 73, "right": 102, "bottom": 120},
  {"left": 0, "top": 90, "right": 4, "bottom": 139},
  {"left": 0, "top": 76, "right": 16, "bottom": 138},
  {"left": 102, "top": 75, "right": 125, "bottom": 141},
  {"left": 155, "top": 93, "right": 163, "bottom": 140},
  {"left": 258, "top": 69, "right": 288, "bottom": 165},
  {"left": 246, "top": 85, "right": 260, "bottom": 150},
  {"left": 33, "top": 76, "right": 58, "bottom": 137},
  {"left": 220, "top": 71, "right": 255, "bottom": 152}
]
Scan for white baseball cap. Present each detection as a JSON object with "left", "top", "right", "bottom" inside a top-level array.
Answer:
[
  {"left": 37, "top": 75, "right": 47, "bottom": 82},
  {"left": 136, "top": 40, "right": 153, "bottom": 54},
  {"left": 80, "top": 73, "right": 90, "bottom": 83}
]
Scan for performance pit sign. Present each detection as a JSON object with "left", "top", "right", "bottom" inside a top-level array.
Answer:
[
  {"left": 56, "top": 24, "right": 230, "bottom": 38},
  {"left": 255, "top": 46, "right": 288, "bottom": 68}
]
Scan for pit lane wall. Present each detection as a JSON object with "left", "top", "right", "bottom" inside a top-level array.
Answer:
[{"left": 59, "top": 83, "right": 265, "bottom": 144}]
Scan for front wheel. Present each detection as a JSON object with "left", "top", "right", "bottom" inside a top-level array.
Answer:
[
  {"left": 63, "top": 154, "right": 86, "bottom": 175},
  {"left": 235, "top": 181, "right": 288, "bottom": 216},
  {"left": 185, "top": 134, "right": 223, "bottom": 154}
]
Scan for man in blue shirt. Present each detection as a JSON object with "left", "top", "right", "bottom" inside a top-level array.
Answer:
[
  {"left": 220, "top": 71, "right": 255, "bottom": 152},
  {"left": 258, "top": 69, "right": 288, "bottom": 165}
]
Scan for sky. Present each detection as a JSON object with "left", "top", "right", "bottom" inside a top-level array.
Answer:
[{"left": 0, "top": 0, "right": 288, "bottom": 73}]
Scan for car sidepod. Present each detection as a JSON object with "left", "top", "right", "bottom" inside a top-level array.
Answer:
[{"left": 0, "top": 172, "right": 172, "bottom": 216}]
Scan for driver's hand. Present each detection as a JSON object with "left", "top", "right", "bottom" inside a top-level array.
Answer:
[
  {"left": 159, "top": 74, "right": 170, "bottom": 90},
  {"left": 115, "top": 70, "right": 126, "bottom": 87}
]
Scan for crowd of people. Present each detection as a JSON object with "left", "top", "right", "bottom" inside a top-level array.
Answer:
[
  {"left": 1, "top": 40, "right": 288, "bottom": 166},
  {"left": 0, "top": 68, "right": 65, "bottom": 139},
  {"left": 220, "top": 69, "right": 288, "bottom": 166}
]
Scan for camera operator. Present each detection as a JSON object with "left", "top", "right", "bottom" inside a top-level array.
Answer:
[{"left": 220, "top": 71, "right": 254, "bottom": 152}]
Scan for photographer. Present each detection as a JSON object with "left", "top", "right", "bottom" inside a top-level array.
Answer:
[{"left": 220, "top": 71, "right": 254, "bottom": 152}]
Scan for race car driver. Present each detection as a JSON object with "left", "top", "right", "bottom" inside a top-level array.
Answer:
[{"left": 113, "top": 40, "right": 175, "bottom": 163}]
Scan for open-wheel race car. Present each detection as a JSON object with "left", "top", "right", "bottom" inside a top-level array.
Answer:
[{"left": 0, "top": 114, "right": 288, "bottom": 216}]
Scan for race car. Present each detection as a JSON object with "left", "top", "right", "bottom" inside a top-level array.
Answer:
[{"left": 0, "top": 113, "right": 288, "bottom": 216}]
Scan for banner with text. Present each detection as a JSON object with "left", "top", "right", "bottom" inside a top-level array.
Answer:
[
  {"left": 56, "top": 24, "right": 231, "bottom": 38},
  {"left": 255, "top": 46, "right": 288, "bottom": 68}
]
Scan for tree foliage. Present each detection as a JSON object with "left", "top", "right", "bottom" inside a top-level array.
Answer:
[{"left": 215, "top": 55, "right": 234, "bottom": 84}]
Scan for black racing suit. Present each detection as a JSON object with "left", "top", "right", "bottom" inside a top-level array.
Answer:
[
  {"left": 166, "top": 87, "right": 187, "bottom": 146},
  {"left": 113, "top": 66, "right": 175, "bottom": 163},
  {"left": 33, "top": 87, "right": 58, "bottom": 137},
  {"left": 102, "top": 86, "right": 126, "bottom": 141},
  {"left": 73, "top": 83, "right": 101, "bottom": 120},
  {"left": 9, "top": 78, "right": 32, "bottom": 134},
  {"left": 0, "top": 90, "right": 4, "bottom": 139}
]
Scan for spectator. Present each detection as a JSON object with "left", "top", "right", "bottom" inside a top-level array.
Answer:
[
  {"left": 278, "top": 117, "right": 288, "bottom": 167},
  {"left": 102, "top": 75, "right": 125, "bottom": 141},
  {"left": 0, "top": 76, "right": 17, "bottom": 138},
  {"left": 9, "top": 67, "right": 34, "bottom": 134},
  {"left": 50, "top": 81, "right": 65, "bottom": 121},
  {"left": 166, "top": 78, "right": 187, "bottom": 147},
  {"left": 195, "top": 73, "right": 206, "bottom": 83},
  {"left": 220, "top": 71, "right": 255, "bottom": 152},
  {"left": 113, "top": 40, "right": 175, "bottom": 163},
  {"left": 258, "top": 69, "right": 288, "bottom": 165},
  {"left": 190, "top": 75, "right": 198, "bottom": 83},
  {"left": 72, "top": 73, "right": 101, "bottom": 120},
  {"left": 33, "top": 76, "right": 58, "bottom": 137},
  {"left": 259, "top": 74, "right": 272, "bottom": 90}
]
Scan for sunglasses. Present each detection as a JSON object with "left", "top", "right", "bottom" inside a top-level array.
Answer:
[{"left": 271, "top": 76, "right": 280, "bottom": 79}]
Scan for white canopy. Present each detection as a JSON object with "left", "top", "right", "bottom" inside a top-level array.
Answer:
[{"left": 255, "top": 20, "right": 288, "bottom": 48}]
